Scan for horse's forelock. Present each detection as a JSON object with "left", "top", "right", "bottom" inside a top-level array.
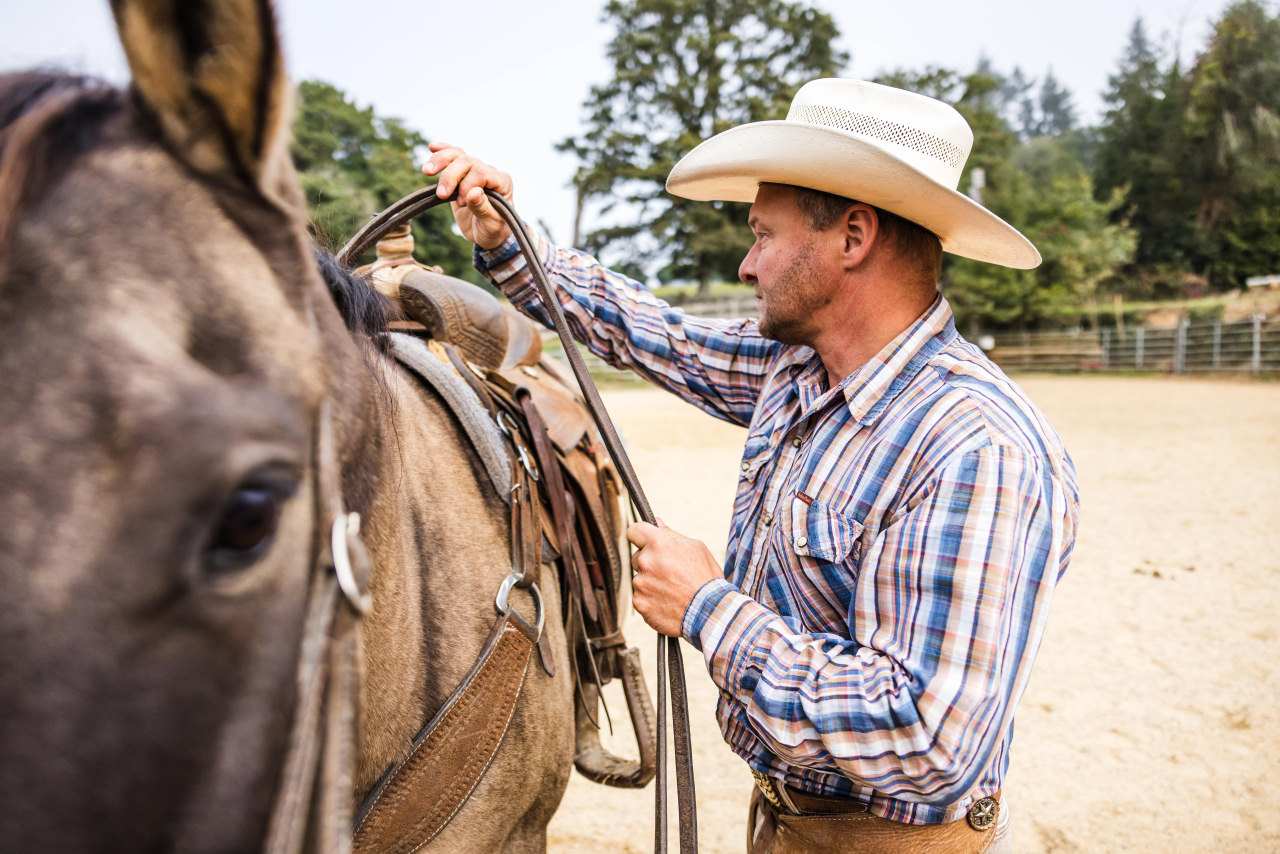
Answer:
[{"left": 0, "top": 72, "right": 128, "bottom": 253}]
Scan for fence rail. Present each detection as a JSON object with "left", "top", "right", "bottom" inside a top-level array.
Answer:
[
  {"left": 988, "top": 316, "right": 1280, "bottom": 374},
  {"left": 543, "top": 306, "right": 1280, "bottom": 378}
]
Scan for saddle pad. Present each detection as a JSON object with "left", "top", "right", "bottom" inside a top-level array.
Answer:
[{"left": 388, "top": 333, "right": 512, "bottom": 503}]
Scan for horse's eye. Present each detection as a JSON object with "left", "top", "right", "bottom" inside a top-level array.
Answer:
[{"left": 205, "top": 482, "right": 292, "bottom": 572}]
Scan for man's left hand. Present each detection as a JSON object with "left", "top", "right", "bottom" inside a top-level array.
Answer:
[{"left": 627, "top": 522, "right": 723, "bottom": 637}]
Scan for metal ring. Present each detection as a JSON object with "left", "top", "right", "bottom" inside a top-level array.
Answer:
[
  {"left": 331, "top": 512, "right": 372, "bottom": 615},
  {"left": 494, "top": 572, "right": 544, "bottom": 640},
  {"left": 516, "top": 442, "right": 540, "bottom": 480},
  {"left": 496, "top": 410, "right": 517, "bottom": 437}
]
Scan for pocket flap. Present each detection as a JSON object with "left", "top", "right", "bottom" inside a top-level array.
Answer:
[{"left": 790, "top": 494, "right": 865, "bottom": 563}]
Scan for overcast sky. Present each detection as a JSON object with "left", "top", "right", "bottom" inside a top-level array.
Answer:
[{"left": 1, "top": 0, "right": 1234, "bottom": 247}]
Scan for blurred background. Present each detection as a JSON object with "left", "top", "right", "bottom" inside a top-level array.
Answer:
[{"left": 4, "top": 0, "right": 1279, "bottom": 350}]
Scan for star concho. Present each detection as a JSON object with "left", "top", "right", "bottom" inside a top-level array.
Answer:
[{"left": 967, "top": 796, "right": 999, "bottom": 831}]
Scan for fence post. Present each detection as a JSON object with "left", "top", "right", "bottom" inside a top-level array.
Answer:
[
  {"left": 1136, "top": 327, "right": 1145, "bottom": 369},
  {"left": 1101, "top": 328, "right": 1111, "bottom": 370},
  {"left": 1253, "top": 314, "right": 1263, "bottom": 374},
  {"left": 1174, "top": 319, "right": 1188, "bottom": 374},
  {"left": 1212, "top": 322, "right": 1222, "bottom": 369}
]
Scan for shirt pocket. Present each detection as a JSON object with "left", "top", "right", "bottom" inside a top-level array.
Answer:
[
  {"left": 738, "top": 427, "right": 773, "bottom": 483},
  {"left": 790, "top": 494, "right": 865, "bottom": 564}
]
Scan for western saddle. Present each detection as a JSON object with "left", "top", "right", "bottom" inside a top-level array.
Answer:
[{"left": 356, "top": 225, "right": 656, "bottom": 793}]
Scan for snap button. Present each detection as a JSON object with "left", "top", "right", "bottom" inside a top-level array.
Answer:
[
  {"left": 791, "top": 436, "right": 802, "bottom": 448},
  {"left": 761, "top": 512, "right": 773, "bottom": 526},
  {"left": 795, "top": 536, "right": 807, "bottom": 549},
  {"left": 741, "top": 462, "right": 751, "bottom": 472}
]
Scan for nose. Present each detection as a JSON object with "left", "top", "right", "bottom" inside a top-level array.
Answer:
[{"left": 739, "top": 242, "right": 758, "bottom": 285}]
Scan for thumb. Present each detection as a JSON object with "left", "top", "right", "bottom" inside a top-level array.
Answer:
[
  {"left": 627, "top": 521, "right": 658, "bottom": 548},
  {"left": 459, "top": 187, "right": 510, "bottom": 248}
]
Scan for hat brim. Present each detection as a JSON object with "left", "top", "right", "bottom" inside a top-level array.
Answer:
[{"left": 666, "top": 121, "right": 1041, "bottom": 270}]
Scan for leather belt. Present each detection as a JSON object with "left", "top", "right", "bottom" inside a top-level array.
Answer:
[{"left": 753, "top": 770, "right": 1001, "bottom": 833}]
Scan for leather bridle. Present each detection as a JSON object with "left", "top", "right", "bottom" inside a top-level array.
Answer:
[{"left": 263, "top": 398, "right": 372, "bottom": 854}]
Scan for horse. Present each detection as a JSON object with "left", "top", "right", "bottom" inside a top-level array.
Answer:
[{"left": 0, "top": 1, "right": 644, "bottom": 850}]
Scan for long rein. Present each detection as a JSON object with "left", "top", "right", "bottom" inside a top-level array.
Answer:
[{"left": 338, "top": 187, "right": 699, "bottom": 854}]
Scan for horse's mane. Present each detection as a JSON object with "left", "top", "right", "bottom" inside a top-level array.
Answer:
[
  {"left": 312, "top": 246, "right": 401, "bottom": 354},
  {"left": 0, "top": 72, "right": 126, "bottom": 251}
]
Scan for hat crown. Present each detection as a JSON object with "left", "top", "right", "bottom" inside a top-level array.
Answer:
[{"left": 785, "top": 79, "right": 973, "bottom": 190}]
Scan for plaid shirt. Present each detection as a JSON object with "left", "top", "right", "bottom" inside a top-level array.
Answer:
[{"left": 477, "top": 230, "right": 1080, "bottom": 826}]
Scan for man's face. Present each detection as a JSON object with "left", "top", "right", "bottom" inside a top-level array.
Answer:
[{"left": 739, "top": 185, "right": 841, "bottom": 346}]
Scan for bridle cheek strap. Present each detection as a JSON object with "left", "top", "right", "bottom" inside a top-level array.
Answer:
[{"left": 264, "top": 399, "right": 370, "bottom": 854}]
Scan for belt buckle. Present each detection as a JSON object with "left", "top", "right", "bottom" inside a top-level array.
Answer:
[{"left": 751, "top": 769, "right": 783, "bottom": 810}]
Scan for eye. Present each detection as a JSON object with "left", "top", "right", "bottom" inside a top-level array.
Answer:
[{"left": 204, "top": 473, "right": 298, "bottom": 574}]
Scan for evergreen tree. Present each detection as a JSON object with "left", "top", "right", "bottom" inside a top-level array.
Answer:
[
  {"left": 1094, "top": 18, "right": 1196, "bottom": 280},
  {"left": 1184, "top": 0, "right": 1280, "bottom": 289},
  {"left": 558, "top": 0, "right": 847, "bottom": 293}
]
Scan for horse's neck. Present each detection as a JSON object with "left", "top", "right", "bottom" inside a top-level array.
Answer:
[{"left": 346, "top": 358, "right": 512, "bottom": 796}]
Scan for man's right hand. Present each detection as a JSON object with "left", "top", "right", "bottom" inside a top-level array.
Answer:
[{"left": 422, "top": 143, "right": 514, "bottom": 250}]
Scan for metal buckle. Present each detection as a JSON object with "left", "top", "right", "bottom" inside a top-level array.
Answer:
[
  {"left": 495, "top": 411, "right": 540, "bottom": 481},
  {"left": 494, "top": 571, "right": 544, "bottom": 641}
]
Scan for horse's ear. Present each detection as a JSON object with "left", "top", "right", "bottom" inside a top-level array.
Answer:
[{"left": 109, "top": 0, "right": 296, "bottom": 204}]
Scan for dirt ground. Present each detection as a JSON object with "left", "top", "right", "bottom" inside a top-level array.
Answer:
[{"left": 546, "top": 376, "right": 1280, "bottom": 853}]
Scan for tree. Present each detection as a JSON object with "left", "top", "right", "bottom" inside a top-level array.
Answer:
[
  {"left": 1183, "top": 0, "right": 1280, "bottom": 289},
  {"left": 559, "top": 0, "right": 847, "bottom": 293},
  {"left": 291, "top": 80, "right": 476, "bottom": 279},
  {"left": 879, "top": 65, "right": 1132, "bottom": 329},
  {"left": 1093, "top": 18, "right": 1197, "bottom": 279},
  {"left": 946, "top": 136, "right": 1135, "bottom": 330}
]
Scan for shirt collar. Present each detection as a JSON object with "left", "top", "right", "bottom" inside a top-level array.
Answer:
[{"left": 838, "top": 295, "right": 957, "bottom": 427}]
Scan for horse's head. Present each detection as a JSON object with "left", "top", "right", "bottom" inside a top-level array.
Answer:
[{"left": 0, "top": 2, "right": 374, "bottom": 849}]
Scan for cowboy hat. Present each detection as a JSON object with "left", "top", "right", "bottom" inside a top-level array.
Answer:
[{"left": 665, "top": 78, "right": 1041, "bottom": 269}]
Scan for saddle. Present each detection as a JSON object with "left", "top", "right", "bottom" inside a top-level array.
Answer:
[{"left": 355, "top": 227, "right": 655, "bottom": 795}]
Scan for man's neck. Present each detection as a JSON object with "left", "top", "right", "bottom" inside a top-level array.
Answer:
[{"left": 811, "top": 277, "right": 937, "bottom": 389}]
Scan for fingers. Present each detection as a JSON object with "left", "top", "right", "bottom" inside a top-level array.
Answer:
[
  {"left": 422, "top": 144, "right": 513, "bottom": 202},
  {"left": 421, "top": 144, "right": 515, "bottom": 249}
]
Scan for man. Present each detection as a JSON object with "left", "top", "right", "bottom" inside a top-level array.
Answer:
[{"left": 425, "top": 78, "right": 1079, "bottom": 853}]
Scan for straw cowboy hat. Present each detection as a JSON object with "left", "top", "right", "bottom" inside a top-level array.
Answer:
[{"left": 666, "top": 78, "right": 1041, "bottom": 269}]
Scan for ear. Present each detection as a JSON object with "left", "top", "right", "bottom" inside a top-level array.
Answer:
[
  {"left": 841, "top": 204, "right": 878, "bottom": 271},
  {"left": 110, "top": 0, "right": 297, "bottom": 205}
]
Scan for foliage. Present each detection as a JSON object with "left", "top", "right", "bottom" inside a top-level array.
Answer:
[
  {"left": 554, "top": 0, "right": 1280, "bottom": 326},
  {"left": 291, "top": 80, "right": 476, "bottom": 280},
  {"left": 1093, "top": 19, "right": 1198, "bottom": 274},
  {"left": 1183, "top": 0, "right": 1280, "bottom": 289},
  {"left": 558, "top": 0, "right": 846, "bottom": 293}
]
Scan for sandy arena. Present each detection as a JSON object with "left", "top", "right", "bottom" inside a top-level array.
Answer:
[{"left": 546, "top": 376, "right": 1280, "bottom": 853}]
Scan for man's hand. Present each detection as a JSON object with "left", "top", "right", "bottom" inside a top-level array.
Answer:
[
  {"left": 627, "top": 522, "right": 723, "bottom": 637},
  {"left": 421, "top": 142, "right": 513, "bottom": 250}
]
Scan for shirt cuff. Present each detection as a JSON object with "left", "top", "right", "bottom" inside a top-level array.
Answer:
[
  {"left": 473, "top": 226, "right": 552, "bottom": 309},
  {"left": 681, "top": 580, "right": 779, "bottom": 696}
]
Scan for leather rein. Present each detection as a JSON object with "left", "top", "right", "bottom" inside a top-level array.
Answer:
[{"left": 338, "top": 187, "right": 700, "bottom": 854}]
